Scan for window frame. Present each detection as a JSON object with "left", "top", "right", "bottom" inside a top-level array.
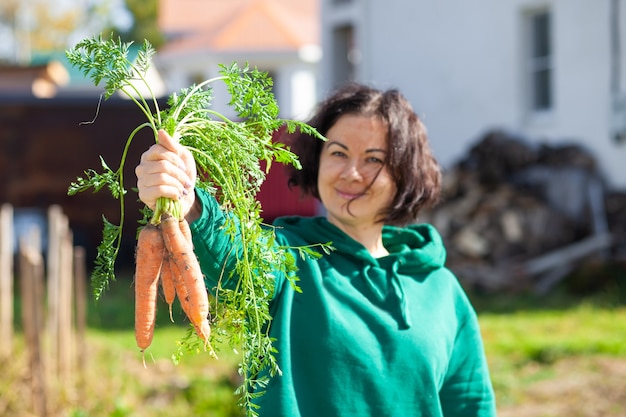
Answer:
[{"left": 524, "top": 7, "right": 554, "bottom": 119}]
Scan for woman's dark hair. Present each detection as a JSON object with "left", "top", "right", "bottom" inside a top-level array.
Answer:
[{"left": 283, "top": 82, "right": 441, "bottom": 226}]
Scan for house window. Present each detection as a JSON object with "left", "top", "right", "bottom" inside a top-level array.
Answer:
[
  {"left": 190, "top": 72, "right": 206, "bottom": 87},
  {"left": 331, "top": 24, "right": 357, "bottom": 87},
  {"left": 527, "top": 10, "right": 552, "bottom": 111}
]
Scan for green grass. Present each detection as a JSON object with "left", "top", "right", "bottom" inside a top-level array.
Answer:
[
  {"left": 4, "top": 273, "right": 626, "bottom": 416},
  {"left": 473, "top": 289, "right": 626, "bottom": 411},
  {"left": 4, "top": 269, "right": 246, "bottom": 417},
  {"left": 481, "top": 305, "right": 626, "bottom": 363},
  {"left": 85, "top": 292, "right": 626, "bottom": 416},
  {"left": 81, "top": 274, "right": 247, "bottom": 417},
  {"left": 78, "top": 328, "right": 244, "bottom": 417}
]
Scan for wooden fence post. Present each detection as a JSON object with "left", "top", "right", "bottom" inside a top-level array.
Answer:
[
  {"left": 0, "top": 204, "right": 13, "bottom": 358},
  {"left": 47, "top": 205, "right": 77, "bottom": 399},
  {"left": 19, "top": 227, "right": 48, "bottom": 417},
  {"left": 58, "top": 225, "right": 74, "bottom": 389},
  {"left": 5, "top": 205, "right": 85, "bottom": 414},
  {"left": 46, "top": 205, "right": 64, "bottom": 378},
  {"left": 73, "top": 246, "right": 88, "bottom": 406}
]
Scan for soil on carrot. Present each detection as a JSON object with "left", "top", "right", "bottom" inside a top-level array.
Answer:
[{"left": 497, "top": 356, "right": 626, "bottom": 417}]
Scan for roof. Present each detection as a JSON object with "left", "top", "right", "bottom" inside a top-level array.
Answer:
[
  {"left": 158, "top": 0, "right": 319, "bottom": 54},
  {"left": 11, "top": 45, "right": 166, "bottom": 99},
  {"left": 0, "top": 60, "right": 69, "bottom": 98}
]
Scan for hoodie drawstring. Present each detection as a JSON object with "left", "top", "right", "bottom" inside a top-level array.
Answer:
[{"left": 362, "top": 262, "right": 411, "bottom": 329}]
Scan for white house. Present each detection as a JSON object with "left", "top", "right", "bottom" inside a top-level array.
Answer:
[
  {"left": 155, "top": 0, "right": 321, "bottom": 121},
  {"left": 319, "top": 0, "right": 626, "bottom": 190}
]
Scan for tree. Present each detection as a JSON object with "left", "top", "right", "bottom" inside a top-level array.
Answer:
[
  {"left": 0, "top": 0, "right": 164, "bottom": 64},
  {"left": 31, "top": 2, "right": 80, "bottom": 52},
  {"left": 0, "top": 0, "right": 132, "bottom": 63},
  {"left": 115, "top": 0, "right": 164, "bottom": 48},
  {"left": 0, "top": 0, "right": 78, "bottom": 63}
]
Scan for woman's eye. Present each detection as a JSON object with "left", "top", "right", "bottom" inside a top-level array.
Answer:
[{"left": 367, "top": 156, "right": 384, "bottom": 164}]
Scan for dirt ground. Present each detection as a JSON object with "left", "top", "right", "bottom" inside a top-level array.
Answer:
[{"left": 497, "top": 356, "right": 626, "bottom": 417}]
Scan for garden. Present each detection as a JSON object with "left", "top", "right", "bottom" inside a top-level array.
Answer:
[{"left": 2, "top": 262, "right": 625, "bottom": 417}]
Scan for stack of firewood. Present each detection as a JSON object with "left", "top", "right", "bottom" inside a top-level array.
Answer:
[{"left": 421, "top": 130, "right": 623, "bottom": 293}]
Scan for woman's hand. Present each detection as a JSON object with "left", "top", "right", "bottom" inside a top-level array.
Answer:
[{"left": 136, "top": 129, "right": 198, "bottom": 220}]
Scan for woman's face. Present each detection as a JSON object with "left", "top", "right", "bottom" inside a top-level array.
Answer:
[{"left": 317, "top": 114, "right": 397, "bottom": 230}]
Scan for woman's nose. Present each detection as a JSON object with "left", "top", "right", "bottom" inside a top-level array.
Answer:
[{"left": 339, "top": 161, "right": 363, "bottom": 180}]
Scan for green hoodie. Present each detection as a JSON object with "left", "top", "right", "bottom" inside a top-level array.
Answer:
[{"left": 191, "top": 189, "right": 496, "bottom": 417}]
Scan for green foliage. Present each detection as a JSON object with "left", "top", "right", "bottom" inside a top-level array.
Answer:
[
  {"left": 68, "top": 157, "right": 124, "bottom": 197},
  {"left": 66, "top": 35, "right": 156, "bottom": 102},
  {"left": 91, "top": 216, "right": 121, "bottom": 299},
  {"left": 65, "top": 34, "right": 326, "bottom": 415},
  {"left": 118, "top": 0, "right": 164, "bottom": 48}
]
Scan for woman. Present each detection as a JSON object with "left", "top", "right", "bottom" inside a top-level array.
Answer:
[{"left": 136, "top": 83, "right": 496, "bottom": 416}]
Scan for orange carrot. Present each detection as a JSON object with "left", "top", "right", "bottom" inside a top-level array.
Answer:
[
  {"left": 175, "top": 216, "right": 195, "bottom": 316},
  {"left": 160, "top": 215, "right": 211, "bottom": 345},
  {"left": 178, "top": 213, "right": 193, "bottom": 244},
  {"left": 134, "top": 223, "right": 163, "bottom": 352},
  {"left": 160, "top": 254, "right": 176, "bottom": 322},
  {"left": 169, "top": 249, "right": 192, "bottom": 317}
]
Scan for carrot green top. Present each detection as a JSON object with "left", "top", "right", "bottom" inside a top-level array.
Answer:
[{"left": 191, "top": 188, "right": 496, "bottom": 417}]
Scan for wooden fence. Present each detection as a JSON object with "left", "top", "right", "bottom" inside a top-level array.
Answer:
[{"left": 0, "top": 203, "right": 88, "bottom": 417}]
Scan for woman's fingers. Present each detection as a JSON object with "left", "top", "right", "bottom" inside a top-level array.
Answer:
[
  {"left": 136, "top": 130, "right": 196, "bottom": 212},
  {"left": 154, "top": 130, "right": 196, "bottom": 186},
  {"left": 157, "top": 129, "right": 178, "bottom": 152},
  {"left": 136, "top": 166, "right": 183, "bottom": 210}
]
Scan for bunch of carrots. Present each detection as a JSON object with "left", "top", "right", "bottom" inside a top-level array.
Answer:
[
  {"left": 66, "top": 34, "right": 326, "bottom": 414},
  {"left": 134, "top": 203, "right": 211, "bottom": 355}
]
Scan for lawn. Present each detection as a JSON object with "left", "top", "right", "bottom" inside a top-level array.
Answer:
[
  {"left": 474, "top": 280, "right": 626, "bottom": 417},
  {"left": 2, "top": 275, "right": 626, "bottom": 417},
  {"left": 480, "top": 304, "right": 626, "bottom": 416}
]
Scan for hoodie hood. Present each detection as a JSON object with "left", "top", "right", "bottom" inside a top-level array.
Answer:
[{"left": 273, "top": 216, "right": 448, "bottom": 328}]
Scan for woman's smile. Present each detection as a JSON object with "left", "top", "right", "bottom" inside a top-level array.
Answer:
[{"left": 335, "top": 188, "right": 364, "bottom": 200}]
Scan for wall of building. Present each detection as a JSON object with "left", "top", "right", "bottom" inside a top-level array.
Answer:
[
  {"left": 155, "top": 51, "right": 320, "bottom": 120},
  {"left": 320, "top": 0, "right": 626, "bottom": 189}
]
